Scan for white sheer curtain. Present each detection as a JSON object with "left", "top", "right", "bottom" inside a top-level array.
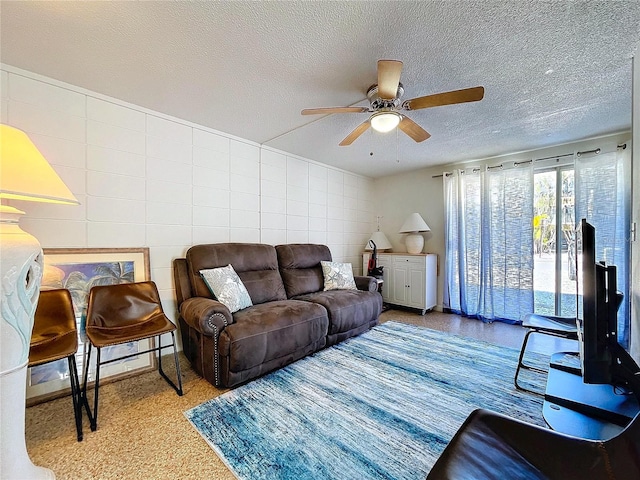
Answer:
[
  {"left": 575, "top": 146, "right": 631, "bottom": 346},
  {"left": 444, "top": 163, "right": 534, "bottom": 323}
]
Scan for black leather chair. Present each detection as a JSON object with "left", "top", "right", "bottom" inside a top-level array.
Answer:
[
  {"left": 514, "top": 313, "right": 578, "bottom": 395},
  {"left": 427, "top": 408, "right": 640, "bottom": 480}
]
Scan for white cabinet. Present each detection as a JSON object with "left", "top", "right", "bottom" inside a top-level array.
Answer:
[{"left": 362, "top": 252, "right": 437, "bottom": 314}]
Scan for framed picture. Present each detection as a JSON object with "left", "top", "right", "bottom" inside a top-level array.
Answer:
[{"left": 27, "top": 247, "right": 154, "bottom": 405}]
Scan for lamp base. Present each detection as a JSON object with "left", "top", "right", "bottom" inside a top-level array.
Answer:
[
  {"left": 0, "top": 364, "right": 55, "bottom": 479},
  {"left": 0, "top": 205, "right": 54, "bottom": 479},
  {"left": 404, "top": 233, "right": 424, "bottom": 254}
]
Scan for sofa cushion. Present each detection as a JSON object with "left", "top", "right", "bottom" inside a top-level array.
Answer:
[
  {"left": 200, "top": 265, "right": 253, "bottom": 313},
  {"left": 294, "top": 290, "right": 382, "bottom": 336},
  {"left": 218, "top": 300, "right": 328, "bottom": 372},
  {"left": 320, "top": 261, "right": 357, "bottom": 291},
  {"left": 186, "top": 243, "right": 287, "bottom": 304},
  {"left": 276, "top": 244, "right": 332, "bottom": 298}
]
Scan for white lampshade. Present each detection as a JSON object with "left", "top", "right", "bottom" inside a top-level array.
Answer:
[
  {"left": 370, "top": 111, "right": 401, "bottom": 133},
  {"left": 399, "top": 213, "right": 430, "bottom": 233},
  {"left": 1, "top": 124, "right": 79, "bottom": 205},
  {"left": 365, "top": 231, "right": 393, "bottom": 250}
]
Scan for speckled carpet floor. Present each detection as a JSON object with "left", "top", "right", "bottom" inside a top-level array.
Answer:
[{"left": 186, "top": 322, "right": 546, "bottom": 480}]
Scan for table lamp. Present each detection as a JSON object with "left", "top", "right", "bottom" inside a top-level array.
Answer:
[
  {"left": 399, "top": 213, "right": 430, "bottom": 254},
  {"left": 364, "top": 216, "right": 392, "bottom": 251},
  {"left": 1, "top": 124, "right": 79, "bottom": 479}
]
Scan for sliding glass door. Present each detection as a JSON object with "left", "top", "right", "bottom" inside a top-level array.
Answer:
[{"left": 533, "top": 167, "right": 576, "bottom": 317}]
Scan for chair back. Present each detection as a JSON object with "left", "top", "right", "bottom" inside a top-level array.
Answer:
[
  {"left": 275, "top": 244, "right": 332, "bottom": 298},
  {"left": 185, "top": 243, "right": 287, "bottom": 304},
  {"left": 29, "top": 289, "right": 78, "bottom": 366},
  {"left": 86, "top": 281, "right": 163, "bottom": 328}
]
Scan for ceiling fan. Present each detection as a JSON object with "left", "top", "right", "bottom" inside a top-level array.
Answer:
[{"left": 301, "top": 60, "right": 484, "bottom": 146}]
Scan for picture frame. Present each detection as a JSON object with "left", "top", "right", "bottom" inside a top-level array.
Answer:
[{"left": 27, "top": 247, "right": 154, "bottom": 406}]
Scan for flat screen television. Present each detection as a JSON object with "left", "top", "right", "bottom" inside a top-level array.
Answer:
[{"left": 576, "top": 219, "right": 640, "bottom": 400}]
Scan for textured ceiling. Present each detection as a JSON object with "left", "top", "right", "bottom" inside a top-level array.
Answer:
[{"left": 1, "top": 1, "right": 639, "bottom": 178}]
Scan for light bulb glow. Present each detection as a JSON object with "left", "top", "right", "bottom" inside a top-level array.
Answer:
[{"left": 370, "top": 112, "right": 401, "bottom": 133}]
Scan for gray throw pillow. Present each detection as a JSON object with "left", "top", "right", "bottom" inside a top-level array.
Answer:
[
  {"left": 321, "top": 261, "right": 357, "bottom": 291},
  {"left": 200, "top": 264, "right": 253, "bottom": 313}
]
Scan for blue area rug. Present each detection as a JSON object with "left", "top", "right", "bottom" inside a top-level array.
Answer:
[{"left": 185, "top": 321, "right": 546, "bottom": 480}]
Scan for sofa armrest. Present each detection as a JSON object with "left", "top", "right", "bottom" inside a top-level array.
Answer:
[
  {"left": 354, "top": 275, "right": 378, "bottom": 292},
  {"left": 179, "top": 297, "right": 234, "bottom": 336}
]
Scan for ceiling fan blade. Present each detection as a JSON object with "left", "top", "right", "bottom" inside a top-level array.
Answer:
[
  {"left": 398, "top": 116, "right": 431, "bottom": 143},
  {"left": 403, "top": 86, "right": 485, "bottom": 110},
  {"left": 301, "top": 106, "right": 369, "bottom": 115},
  {"left": 377, "top": 60, "right": 403, "bottom": 99},
  {"left": 339, "top": 121, "right": 370, "bottom": 146}
]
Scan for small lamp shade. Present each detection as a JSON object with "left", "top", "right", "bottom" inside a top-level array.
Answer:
[
  {"left": 365, "top": 231, "right": 392, "bottom": 251},
  {"left": 399, "top": 213, "right": 430, "bottom": 254},
  {"left": 399, "top": 213, "right": 430, "bottom": 233},
  {"left": 0, "top": 125, "right": 79, "bottom": 205}
]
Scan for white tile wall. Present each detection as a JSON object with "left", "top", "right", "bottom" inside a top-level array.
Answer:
[
  {"left": 231, "top": 192, "right": 260, "bottom": 212},
  {"left": 287, "top": 199, "right": 308, "bottom": 217},
  {"left": 29, "top": 133, "right": 86, "bottom": 169},
  {"left": 193, "top": 128, "right": 229, "bottom": 154},
  {"left": 193, "top": 186, "right": 229, "bottom": 208},
  {"left": 261, "top": 195, "right": 286, "bottom": 214},
  {"left": 261, "top": 228, "right": 287, "bottom": 246},
  {"left": 147, "top": 115, "right": 192, "bottom": 146},
  {"left": 87, "top": 222, "right": 146, "bottom": 248},
  {"left": 10, "top": 99, "right": 86, "bottom": 142},
  {"left": 230, "top": 228, "right": 260, "bottom": 243},
  {"left": 309, "top": 188, "right": 327, "bottom": 206},
  {"left": 21, "top": 218, "right": 87, "bottom": 247},
  {"left": 147, "top": 201, "right": 192, "bottom": 226},
  {"left": 87, "top": 97, "right": 145, "bottom": 132},
  {"left": 87, "top": 120, "right": 145, "bottom": 155},
  {"left": 192, "top": 226, "right": 230, "bottom": 244},
  {"left": 146, "top": 133, "right": 192, "bottom": 165},
  {"left": 146, "top": 157, "right": 192, "bottom": 185},
  {"left": 3, "top": 67, "right": 375, "bottom": 322},
  {"left": 87, "top": 145, "right": 145, "bottom": 177},
  {"left": 147, "top": 179, "right": 192, "bottom": 205},
  {"left": 87, "top": 196, "right": 145, "bottom": 223},
  {"left": 18, "top": 197, "right": 86, "bottom": 222},
  {"left": 230, "top": 139, "right": 259, "bottom": 161},
  {"left": 231, "top": 154, "right": 260, "bottom": 179},
  {"left": 9, "top": 74, "right": 85, "bottom": 117},
  {"left": 193, "top": 206, "right": 229, "bottom": 227},
  {"left": 1, "top": 70, "right": 8, "bottom": 100},
  {"left": 88, "top": 171, "right": 145, "bottom": 201}
]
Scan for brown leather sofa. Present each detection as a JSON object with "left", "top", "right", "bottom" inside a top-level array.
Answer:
[{"left": 173, "top": 243, "right": 382, "bottom": 388}]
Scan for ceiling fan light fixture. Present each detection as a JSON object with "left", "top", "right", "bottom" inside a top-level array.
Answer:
[{"left": 370, "top": 111, "right": 401, "bottom": 133}]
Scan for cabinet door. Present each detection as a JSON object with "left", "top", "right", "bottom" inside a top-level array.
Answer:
[
  {"left": 408, "top": 266, "right": 426, "bottom": 307},
  {"left": 392, "top": 266, "right": 409, "bottom": 304}
]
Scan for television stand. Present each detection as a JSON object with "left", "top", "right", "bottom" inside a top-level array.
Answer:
[{"left": 543, "top": 352, "right": 640, "bottom": 440}]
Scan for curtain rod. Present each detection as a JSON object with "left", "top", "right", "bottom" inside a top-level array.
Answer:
[{"left": 432, "top": 143, "right": 628, "bottom": 178}]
